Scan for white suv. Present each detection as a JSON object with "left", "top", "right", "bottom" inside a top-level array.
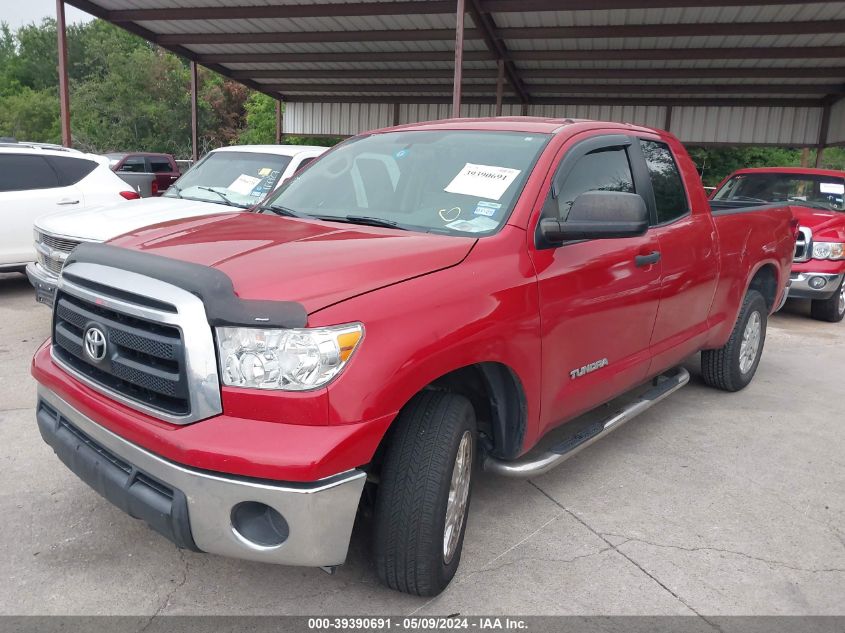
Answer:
[
  {"left": 27, "top": 144, "right": 327, "bottom": 305},
  {"left": 0, "top": 142, "right": 138, "bottom": 273}
]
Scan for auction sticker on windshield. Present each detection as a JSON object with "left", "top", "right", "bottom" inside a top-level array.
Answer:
[
  {"left": 446, "top": 216, "right": 499, "bottom": 233},
  {"left": 445, "top": 163, "right": 521, "bottom": 201},
  {"left": 820, "top": 182, "right": 845, "bottom": 195},
  {"left": 229, "top": 174, "right": 262, "bottom": 195}
]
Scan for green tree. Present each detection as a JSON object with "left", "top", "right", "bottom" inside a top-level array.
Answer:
[
  {"left": 0, "top": 87, "right": 60, "bottom": 142},
  {"left": 238, "top": 92, "right": 276, "bottom": 144}
]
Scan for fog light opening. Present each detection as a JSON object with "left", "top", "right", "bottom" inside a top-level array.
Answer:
[
  {"left": 809, "top": 276, "right": 827, "bottom": 290},
  {"left": 231, "top": 501, "right": 289, "bottom": 548}
]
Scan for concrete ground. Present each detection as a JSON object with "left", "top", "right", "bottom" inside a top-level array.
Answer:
[{"left": 1, "top": 270, "right": 843, "bottom": 617}]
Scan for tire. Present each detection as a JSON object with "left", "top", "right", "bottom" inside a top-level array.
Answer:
[
  {"left": 810, "top": 278, "right": 845, "bottom": 323},
  {"left": 701, "top": 289, "right": 768, "bottom": 392},
  {"left": 373, "top": 391, "right": 476, "bottom": 596}
]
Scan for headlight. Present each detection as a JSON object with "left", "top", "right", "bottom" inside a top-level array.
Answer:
[
  {"left": 215, "top": 323, "right": 363, "bottom": 391},
  {"left": 812, "top": 241, "right": 845, "bottom": 260}
]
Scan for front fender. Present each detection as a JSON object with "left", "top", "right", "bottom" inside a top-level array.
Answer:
[{"left": 311, "top": 227, "right": 542, "bottom": 457}]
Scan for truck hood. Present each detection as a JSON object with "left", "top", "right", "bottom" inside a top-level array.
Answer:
[
  {"left": 35, "top": 196, "right": 233, "bottom": 242},
  {"left": 108, "top": 213, "right": 477, "bottom": 313},
  {"left": 791, "top": 206, "right": 845, "bottom": 241}
]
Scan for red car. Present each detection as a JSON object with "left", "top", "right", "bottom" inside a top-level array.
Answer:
[
  {"left": 106, "top": 152, "right": 181, "bottom": 195},
  {"left": 712, "top": 167, "right": 845, "bottom": 322},
  {"left": 33, "top": 118, "right": 796, "bottom": 596}
]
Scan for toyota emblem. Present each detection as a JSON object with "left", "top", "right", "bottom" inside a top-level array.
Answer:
[{"left": 83, "top": 326, "right": 107, "bottom": 362}]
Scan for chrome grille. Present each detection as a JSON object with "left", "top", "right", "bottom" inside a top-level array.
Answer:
[
  {"left": 35, "top": 231, "right": 83, "bottom": 278},
  {"left": 52, "top": 291, "right": 190, "bottom": 416},
  {"left": 794, "top": 227, "right": 812, "bottom": 263},
  {"left": 38, "top": 232, "right": 81, "bottom": 253},
  {"left": 51, "top": 262, "right": 223, "bottom": 425}
]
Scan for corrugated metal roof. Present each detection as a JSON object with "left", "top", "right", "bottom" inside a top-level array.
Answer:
[{"left": 65, "top": 0, "right": 845, "bottom": 145}]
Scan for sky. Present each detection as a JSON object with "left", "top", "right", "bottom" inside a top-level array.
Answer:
[{"left": 3, "top": 0, "right": 94, "bottom": 30}]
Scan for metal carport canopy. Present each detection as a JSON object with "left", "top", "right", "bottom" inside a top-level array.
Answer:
[{"left": 63, "top": 0, "right": 845, "bottom": 156}]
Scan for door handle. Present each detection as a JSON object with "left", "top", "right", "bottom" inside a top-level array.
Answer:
[
  {"left": 635, "top": 251, "right": 661, "bottom": 267},
  {"left": 57, "top": 199, "right": 80, "bottom": 205}
]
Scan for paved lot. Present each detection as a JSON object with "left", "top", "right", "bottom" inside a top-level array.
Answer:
[{"left": 1, "top": 270, "right": 843, "bottom": 617}]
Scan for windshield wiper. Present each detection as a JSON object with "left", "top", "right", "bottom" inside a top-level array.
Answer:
[
  {"left": 260, "top": 203, "right": 303, "bottom": 218},
  {"left": 166, "top": 184, "right": 183, "bottom": 199},
  {"left": 197, "top": 186, "right": 240, "bottom": 207},
  {"left": 313, "top": 215, "right": 408, "bottom": 230}
]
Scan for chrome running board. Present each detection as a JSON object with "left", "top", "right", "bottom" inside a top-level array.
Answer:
[{"left": 483, "top": 367, "right": 690, "bottom": 478}]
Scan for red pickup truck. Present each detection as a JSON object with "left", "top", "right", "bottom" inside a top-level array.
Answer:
[
  {"left": 711, "top": 167, "right": 845, "bottom": 322},
  {"left": 32, "top": 118, "right": 796, "bottom": 596}
]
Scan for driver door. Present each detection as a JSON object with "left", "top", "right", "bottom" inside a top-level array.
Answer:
[{"left": 530, "top": 134, "right": 662, "bottom": 438}]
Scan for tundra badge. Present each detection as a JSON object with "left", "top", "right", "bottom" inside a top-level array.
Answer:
[{"left": 570, "top": 358, "right": 609, "bottom": 380}]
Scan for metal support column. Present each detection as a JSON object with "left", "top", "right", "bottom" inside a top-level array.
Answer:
[
  {"left": 495, "top": 59, "right": 504, "bottom": 116},
  {"left": 664, "top": 106, "right": 673, "bottom": 133},
  {"left": 56, "top": 0, "right": 71, "bottom": 147},
  {"left": 190, "top": 61, "right": 199, "bottom": 161},
  {"left": 452, "top": 0, "right": 465, "bottom": 119},
  {"left": 275, "top": 99, "right": 283, "bottom": 144},
  {"left": 816, "top": 99, "right": 832, "bottom": 168}
]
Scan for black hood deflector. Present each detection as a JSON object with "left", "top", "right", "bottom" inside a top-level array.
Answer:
[{"left": 64, "top": 243, "right": 308, "bottom": 328}]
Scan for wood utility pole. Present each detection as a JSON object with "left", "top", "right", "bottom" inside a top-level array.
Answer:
[
  {"left": 452, "top": 0, "right": 465, "bottom": 118},
  {"left": 190, "top": 61, "right": 199, "bottom": 161},
  {"left": 56, "top": 0, "right": 72, "bottom": 147}
]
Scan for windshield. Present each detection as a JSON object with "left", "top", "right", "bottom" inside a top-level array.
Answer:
[
  {"left": 713, "top": 173, "right": 845, "bottom": 212},
  {"left": 262, "top": 130, "right": 551, "bottom": 235},
  {"left": 165, "top": 151, "right": 292, "bottom": 208}
]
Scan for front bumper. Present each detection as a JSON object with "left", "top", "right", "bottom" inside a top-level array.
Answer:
[
  {"left": 25, "top": 262, "right": 59, "bottom": 307},
  {"left": 37, "top": 385, "right": 366, "bottom": 567},
  {"left": 788, "top": 272, "right": 843, "bottom": 300}
]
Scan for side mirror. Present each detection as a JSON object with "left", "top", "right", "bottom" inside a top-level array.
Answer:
[{"left": 540, "top": 191, "right": 649, "bottom": 242}]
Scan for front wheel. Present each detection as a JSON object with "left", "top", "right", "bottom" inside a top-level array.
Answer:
[
  {"left": 810, "top": 278, "right": 845, "bottom": 323},
  {"left": 373, "top": 391, "right": 476, "bottom": 596},
  {"left": 701, "top": 289, "right": 768, "bottom": 392}
]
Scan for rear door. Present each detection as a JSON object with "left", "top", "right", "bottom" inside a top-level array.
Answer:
[
  {"left": 633, "top": 137, "right": 719, "bottom": 372},
  {"left": 531, "top": 134, "right": 663, "bottom": 436},
  {"left": 0, "top": 153, "right": 81, "bottom": 266}
]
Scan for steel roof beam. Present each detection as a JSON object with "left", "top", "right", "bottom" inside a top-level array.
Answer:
[
  {"left": 230, "top": 67, "right": 845, "bottom": 80},
  {"left": 106, "top": 0, "right": 831, "bottom": 22},
  {"left": 465, "top": 0, "right": 529, "bottom": 103},
  {"left": 197, "top": 46, "right": 845, "bottom": 65},
  {"left": 261, "top": 83, "right": 844, "bottom": 95},
  {"left": 157, "top": 21, "right": 845, "bottom": 45},
  {"left": 281, "top": 95, "right": 824, "bottom": 108}
]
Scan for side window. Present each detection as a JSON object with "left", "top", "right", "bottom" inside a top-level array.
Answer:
[
  {"left": 0, "top": 154, "right": 59, "bottom": 192},
  {"left": 118, "top": 156, "right": 147, "bottom": 172},
  {"left": 639, "top": 140, "right": 689, "bottom": 224},
  {"left": 46, "top": 156, "right": 98, "bottom": 186},
  {"left": 553, "top": 147, "right": 635, "bottom": 220},
  {"left": 149, "top": 158, "right": 172, "bottom": 173},
  {"left": 296, "top": 156, "right": 316, "bottom": 171}
]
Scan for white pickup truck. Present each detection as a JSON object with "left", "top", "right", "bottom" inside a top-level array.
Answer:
[{"left": 27, "top": 144, "right": 326, "bottom": 305}]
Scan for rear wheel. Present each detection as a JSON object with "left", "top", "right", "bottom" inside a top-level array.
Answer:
[
  {"left": 810, "top": 278, "right": 845, "bottom": 323},
  {"left": 701, "top": 290, "right": 768, "bottom": 392},
  {"left": 373, "top": 391, "right": 476, "bottom": 596}
]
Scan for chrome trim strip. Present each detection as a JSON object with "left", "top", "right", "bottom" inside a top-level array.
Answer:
[
  {"left": 484, "top": 367, "right": 690, "bottom": 478},
  {"left": 39, "top": 385, "right": 366, "bottom": 567},
  {"left": 54, "top": 261, "right": 222, "bottom": 425},
  {"left": 794, "top": 226, "right": 813, "bottom": 263}
]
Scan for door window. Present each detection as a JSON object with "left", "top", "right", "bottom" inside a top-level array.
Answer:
[
  {"left": 553, "top": 147, "right": 635, "bottom": 220},
  {"left": 46, "top": 156, "right": 98, "bottom": 186},
  {"left": 639, "top": 140, "right": 689, "bottom": 224},
  {"left": 118, "top": 156, "right": 147, "bottom": 172},
  {"left": 149, "top": 158, "right": 173, "bottom": 173},
  {"left": 0, "top": 154, "right": 59, "bottom": 191}
]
